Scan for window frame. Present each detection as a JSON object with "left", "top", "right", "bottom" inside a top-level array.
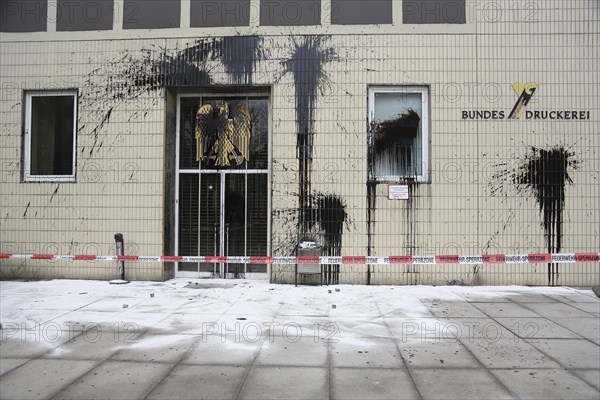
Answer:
[
  {"left": 23, "top": 90, "right": 78, "bottom": 182},
  {"left": 368, "top": 85, "right": 430, "bottom": 183}
]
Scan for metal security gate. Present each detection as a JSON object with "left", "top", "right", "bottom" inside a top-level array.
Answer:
[{"left": 175, "top": 94, "right": 270, "bottom": 278}]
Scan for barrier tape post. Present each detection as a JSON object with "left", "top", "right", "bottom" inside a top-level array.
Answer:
[{"left": 111, "top": 233, "right": 130, "bottom": 284}]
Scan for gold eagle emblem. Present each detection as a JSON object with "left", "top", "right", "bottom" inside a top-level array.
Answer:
[{"left": 195, "top": 101, "right": 251, "bottom": 167}]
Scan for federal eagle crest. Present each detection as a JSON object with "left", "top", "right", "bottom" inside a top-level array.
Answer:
[{"left": 195, "top": 101, "right": 251, "bottom": 167}]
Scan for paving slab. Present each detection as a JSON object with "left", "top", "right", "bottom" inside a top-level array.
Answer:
[
  {"left": 255, "top": 337, "right": 328, "bottom": 367},
  {"left": 330, "top": 337, "right": 403, "bottom": 369},
  {"left": 385, "top": 317, "right": 457, "bottom": 342},
  {"left": 0, "top": 328, "right": 73, "bottom": 358},
  {"left": 237, "top": 366, "right": 328, "bottom": 400},
  {"left": 494, "top": 317, "right": 583, "bottom": 339},
  {"left": 571, "top": 369, "right": 600, "bottom": 390},
  {"left": 329, "top": 317, "right": 390, "bottom": 339},
  {"left": 552, "top": 317, "right": 600, "bottom": 344},
  {"left": 53, "top": 360, "right": 173, "bottom": 400},
  {"left": 410, "top": 368, "right": 514, "bottom": 399},
  {"left": 522, "top": 302, "right": 596, "bottom": 318},
  {"left": 567, "top": 302, "right": 600, "bottom": 316},
  {"left": 459, "top": 338, "right": 560, "bottom": 369},
  {"left": 396, "top": 338, "right": 480, "bottom": 368},
  {"left": 181, "top": 334, "right": 263, "bottom": 366},
  {"left": 0, "top": 358, "right": 30, "bottom": 376},
  {"left": 148, "top": 312, "right": 224, "bottom": 335},
  {"left": 471, "top": 302, "right": 541, "bottom": 318},
  {"left": 528, "top": 339, "right": 600, "bottom": 369},
  {"left": 490, "top": 368, "right": 599, "bottom": 400},
  {"left": 110, "top": 334, "right": 200, "bottom": 363},
  {"left": 0, "top": 359, "right": 97, "bottom": 400},
  {"left": 330, "top": 367, "right": 419, "bottom": 400},
  {"left": 420, "top": 300, "right": 490, "bottom": 318},
  {"left": 437, "top": 317, "right": 520, "bottom": 340},
  {"left": 146, "top": 364, "right": 248, "bottom": 400},
  {"left": 41, "top": 324, "right": 143, "bottom": 360}
]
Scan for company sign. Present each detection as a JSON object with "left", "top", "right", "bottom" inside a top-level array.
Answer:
[{"left": 461, "top": 83, "right": 591, "bottom": 120}]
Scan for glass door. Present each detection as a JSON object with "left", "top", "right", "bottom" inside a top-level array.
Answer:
[{"left": 176, "top": 95, "right": 269, "bottom": 278}]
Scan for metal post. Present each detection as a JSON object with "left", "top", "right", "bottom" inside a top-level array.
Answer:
[{"left": 110, "top": 233, "right": 130, "bottom": 284}]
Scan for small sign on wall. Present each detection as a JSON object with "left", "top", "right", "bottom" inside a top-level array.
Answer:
[{"left": 388, "top": 184, "right": 409, "bottom": 200}]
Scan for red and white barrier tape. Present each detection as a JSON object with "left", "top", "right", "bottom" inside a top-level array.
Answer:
[{"left": 0, "top": 253, "right": 598, "bottom": 265}]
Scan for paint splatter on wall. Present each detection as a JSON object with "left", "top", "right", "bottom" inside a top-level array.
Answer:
[
  {"left": 280, "top": 35, "right": 337, "bottom": 237},
  {"left": 82, "top": 36, "right": 265, "bottom": 154},
  {"left": 492, "top": 146, "right": 580, "bottom": 285}
]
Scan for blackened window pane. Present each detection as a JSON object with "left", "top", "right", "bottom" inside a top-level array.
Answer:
[
  {"left": 30, "top": 95, "right": 75, "bottom": 176},
  {"left": 123, "top": 0, "right": 180, "bottom": 29},
  {"left": 331, "top": 0, "right": 392, "bottom": 25},
  {"left": 56, "top": 0, "right": 113, "bottom": 31},
  {"left": 260, "top": 0, "right": 320, "bottom": 26},
  {"left": 191, "top": 0, "right": 250, "bottom": 27},
  {"left": 0, "top": 0, "right": 47, "bottom": 32},
  {"left": 403, "top": 0, "right": 466, "bottom": 24}
]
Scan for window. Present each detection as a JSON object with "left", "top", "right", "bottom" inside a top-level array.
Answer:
[
  {"left": 24, "top": 90, "right": 77, "bottom": 182},
  {"left": 403, "top": 0, "right": 466, "bottom": 24},
  {"left": 331, "top": 0, "right": 392, "bottom": 25},
  {"left": 260, "top": 0, "right": 321, "bottom": 26},
  {"left": 368, "top": 86, "right": 429, "bottom": 182}
]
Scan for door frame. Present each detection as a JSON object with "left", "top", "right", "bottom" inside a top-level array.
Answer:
[{"left": 174, "top": 92, "right": 272, "bottom": 279}]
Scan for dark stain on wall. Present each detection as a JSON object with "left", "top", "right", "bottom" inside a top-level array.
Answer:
[
  {"left": 22, "top": 202, "right": 31, "bottom": 218},
  {"left": 107, "top": 44, "right": 213, "bottom": 101},
  {"left": 514, "top": 147, "right": 579, "bottom": 285},
  {"left": 218, "top": 36, "right": 264, "bottom": 84},
  {"left": 281, "top": 35, "right": 336, "bottom": 237},
  {"left": 366, "top": 180, "right": 376, "bottom": 284},
  {"left": 278, "top": 35, "right": 344, "bottom": 282},
  {"left": 316, "top": 195, "right": 347, "bottom": 284},
  {"left": 87, "top": 36, "right": 265, "bottom": 146},
  {"left": 494, "top": 146, "right": 580, "bottom": 285},
  {"left": 404, "top": 183, "right": 419, "bottom": 284},
  {"left": 49, "top": 185, "right": 60, "bottom": 204}
]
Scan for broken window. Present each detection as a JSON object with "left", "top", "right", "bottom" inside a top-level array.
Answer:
[
  {"left": 24, "top": 90, "right": 77, "bottom": 182},
  {"left": 368, "top": 86, "right": 429, "bottom": 182}
]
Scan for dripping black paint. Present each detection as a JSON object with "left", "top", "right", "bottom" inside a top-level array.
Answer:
[
  {"left": 513, "top": 147, "right": 578, "bottom": 285},
  {"left": 313, "top": 194, "right": 347, "bottom": 285},
  {"left": 281, "top": 35, "right": 336, "bottom": 237},
  {"left": 366, "top": 108, "right": 421, "bottom": 284}
]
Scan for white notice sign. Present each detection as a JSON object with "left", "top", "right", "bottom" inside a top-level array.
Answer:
[{"left": 388, "top": 185, "right": 409, "bottom": 200}]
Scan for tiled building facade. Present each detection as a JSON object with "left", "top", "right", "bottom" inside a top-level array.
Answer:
[{"left": 1, "top": 0, "right": 598, "bottom": 285}]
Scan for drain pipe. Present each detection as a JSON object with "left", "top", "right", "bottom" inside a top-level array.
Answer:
[{"left": 109, "top": 233, "right": 130, "bottom": 284}]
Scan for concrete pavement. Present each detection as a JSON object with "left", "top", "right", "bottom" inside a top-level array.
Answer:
[{"left": 0, "top": 279, "right": 599, "bottom": 399}]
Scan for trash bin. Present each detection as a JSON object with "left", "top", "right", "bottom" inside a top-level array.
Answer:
[{"left": 295, "top": 241, "right": 322, "bottom": 286}]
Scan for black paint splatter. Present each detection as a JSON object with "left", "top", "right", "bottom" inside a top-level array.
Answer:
[
  {"left": 49, "top": 185, "right": 60, "bottom": 204},
  {"left": 493, "top": 146, "right": 580, "bottom": 285},
  {"left": 83, "top": 36, "right": 265, "bottom": 154},
  {"left": 373, "top": 109, "right": 420, "bottom": 154},
  {"left": 281, "top": 35, "right": 336, "bottom": 237},
  {"left": 22, "top": 202, "right": 30, "bottom": 218},
  {"left": 317, "top": 195, "right": 347, "bottom": 252},
  {"left": 366, "top": 181, "right": 376, "bottom": 284},
  {"left": 313, "top": 194, "right": 347, "bottom": 285},
  {"left": 219, "top": 36, "right": 264, "bottom": 85}
]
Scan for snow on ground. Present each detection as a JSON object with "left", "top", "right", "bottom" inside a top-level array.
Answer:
[{"left": 1, "top": 278, "right": 594, "bottom": 334}]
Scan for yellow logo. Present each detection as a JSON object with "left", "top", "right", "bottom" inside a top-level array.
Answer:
[{"left": 508, "top": 83, "right": 538, "bottom": 119}]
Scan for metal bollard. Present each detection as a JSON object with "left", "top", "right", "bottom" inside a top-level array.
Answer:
[{"left": 110, "top": 233, "right": 129, "bottom": 284}]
